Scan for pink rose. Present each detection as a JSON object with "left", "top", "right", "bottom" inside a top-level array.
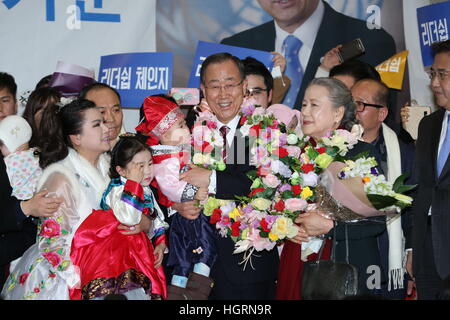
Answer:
[
  {"left": 285, "top": 146, "right": 301, "bottom": 158},
  {"left": 262, "top": 174, "right": 281, "bottom": 188},
  {"left": 285, "top": 198, "right": 308, "bottom": 212},
  {"left": 43, "top": 252, "right": 62, "bottom": 267},
  {"left": 19, "top": 273, "right": 29, "bottom": 286},
  {"left": 39, "top": 219, "right": 61, "bottom": 238},
  {"left": 247, "top": 231, "right": 277, "bottom": 251}
]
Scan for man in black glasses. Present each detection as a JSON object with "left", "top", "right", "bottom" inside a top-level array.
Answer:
[
  {"left": 242, "top": 57, "right": 273, "bottom": 108},
  {"left": 351, "top": 78, "right": 416, "bottom": 300}
]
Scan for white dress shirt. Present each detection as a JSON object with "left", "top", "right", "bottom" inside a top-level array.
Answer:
[
  {"left": 208, "top": 114, "right": 241, "bottom": 194},
  {"left": 274, "top": 0, "right": 325, "bottom": 72}
]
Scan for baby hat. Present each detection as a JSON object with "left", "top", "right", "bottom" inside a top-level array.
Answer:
[
  {"left": 135, "top": 96, "right": 184, "bottom": 144},
  {"left": 0, "top": 115, "right": 32, "bottom": 153}
]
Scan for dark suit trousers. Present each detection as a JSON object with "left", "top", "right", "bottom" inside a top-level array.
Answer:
[
  {"left": 209, "top": 277, "right": 276, "bottom": 300},
  {"left": 415, "top": 221, "right": 444, "bottom": 300}
]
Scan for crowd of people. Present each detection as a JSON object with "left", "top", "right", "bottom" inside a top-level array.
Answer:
[{"left": 1, "top": 0, "right": 450, "bottom": 301}]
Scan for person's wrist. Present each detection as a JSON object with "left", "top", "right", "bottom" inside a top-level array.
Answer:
[{"left": 20, "top": 200, "right": 31, "bottom": 217}]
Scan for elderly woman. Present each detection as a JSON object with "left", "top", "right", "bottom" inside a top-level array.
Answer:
[{"left": 276, "top": 78, "right": 386, "bottom": 300}]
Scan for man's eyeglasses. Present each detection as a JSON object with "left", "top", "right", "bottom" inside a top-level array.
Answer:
[
  {"left": 246, "top": 87, "right": 269, "bottom": 97},
  {"left": 355, "top": 100, "right": 385, "bottom": 112},
  {"left": 427, "top": 69, "right": 450, "bottom": 81},
  {"left": 204, "top": 80, "right": 243, "bottom": 94}
]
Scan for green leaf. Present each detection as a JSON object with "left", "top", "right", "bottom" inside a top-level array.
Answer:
[
  {"left": 393, "top": 173, "right": 417, "bottom": 193},
  {"left": 282, "top": 190, "right": 294, "bottom": 199},
  {"left": 259, "top": 231, "right": 269, "bottom": 238},
  {"left": 307, "top": 147, "right": 319, "bottom": 160},
  {"left": 367, "top": 194, "right": 397, "bottom": 210},
  {"left": 261, "top": 188, "right": 276, "bottom": 199},
  {"left": 246, "top": 170, "right": 258, "bottom": 180},
  {"left": 350, "top": 151, "right": 370, "bottom": 161},
  {"left": 235, "top": 195, "right": 251, "bottom": 203}
]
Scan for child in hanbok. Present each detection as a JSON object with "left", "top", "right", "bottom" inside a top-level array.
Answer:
[
  {"left": 0, "top": 115, "right": 42, "bottom": 200},
  {"left": 70, "top": 135, "right": 168, "bottom": 300},
  {"left": 136, "top": 95, "right": 216, "bottom": 300}
]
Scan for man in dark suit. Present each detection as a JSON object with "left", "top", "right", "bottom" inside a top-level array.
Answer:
[
  {"left": 352, "top": 78, "right": 416, "bottom": 299},
  {"left": 221, "top": 0, "right": 396, "bottom": 109},
  {"left": 412, "top": 40, "right": 450, "bottom": 300},
  {"left": 178, "top": 53, "right": 279, "bottom": 299}
]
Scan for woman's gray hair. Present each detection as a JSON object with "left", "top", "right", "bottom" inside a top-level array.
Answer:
[{"left": 307, "top": 77, "right": 357, "bottom": 131}]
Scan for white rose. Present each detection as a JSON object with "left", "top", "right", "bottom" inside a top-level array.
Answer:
[{"left": 287, "top": 134, "right": 298, "bottom": 145}]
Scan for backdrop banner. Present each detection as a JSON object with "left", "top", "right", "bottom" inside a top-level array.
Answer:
[
  {"left": 99, "top": 52, "right": 173, "bottom": 108},
  {"left": 0, "top": 0, "right": 156, "bottom": 130},
  {"left": 417, "top": 1, "right": 450, "bottom": 67}
]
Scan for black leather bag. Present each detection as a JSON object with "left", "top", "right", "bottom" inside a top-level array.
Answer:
[{"left": 302, "top": 223, "right": 358, "bottom": 300}]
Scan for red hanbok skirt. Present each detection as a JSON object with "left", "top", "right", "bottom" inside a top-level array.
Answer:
[{"left": 69, "top": 209, "right": 167, "bottom": 300}]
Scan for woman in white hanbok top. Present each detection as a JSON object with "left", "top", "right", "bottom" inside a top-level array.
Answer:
[{"left": 1, "top": 99, "right": 112, "bottom": 300}]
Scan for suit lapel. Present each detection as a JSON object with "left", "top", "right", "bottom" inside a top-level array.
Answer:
[{"left": 431, "top": 109, "right": 446, "bottom": 181}]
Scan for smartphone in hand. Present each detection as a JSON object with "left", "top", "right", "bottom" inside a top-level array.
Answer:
[{"left": 337, "top": 38, "right": 365, "bottom": 63}]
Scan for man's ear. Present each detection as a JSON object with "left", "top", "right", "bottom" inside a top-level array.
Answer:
[
  {"left": 268, "top": 89, "right": 273, "bottom": 105},
  {"left": 200, "top": 83, "right": 206, "bottom": 98},
  {"left": 242, "top": 78, "right": 248, "bottom": 95},
  {"left": 379, "top": 107, "right": 389, "bottom": 122}
]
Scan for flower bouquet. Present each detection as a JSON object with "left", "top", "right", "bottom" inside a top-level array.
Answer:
[
  {"left": 316, "top": 158, "right": 415, "bottom": 222},
  {"left": 203, "top": 101, "right": 415, "bottom": 269},
  {"left": 191, "top": 110, "right": 226, "bottom": 171}
]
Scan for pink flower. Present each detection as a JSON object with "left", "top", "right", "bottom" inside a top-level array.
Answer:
[
  {"left": 192, "top": 126, "right": 213, "bottom": 144},
  {"left": 285, "top": 198, "right": 308, "bottom": 212},
  {"left": 252, "top": 146, "right": 269, "bottom": 166},
  {"left": 241, "top": 100, "right": 256, "bottom": 116},
  {"left": 261, "top": 128, "right": 272, "bottom": 142},
  {"left": 43, "top": 252, "right": 62, "bottom": 267},
  {"left": 39, "top": 219, "right": 61, "bottom": 238},
  {"left": 285, "top": 146, "right": 301, "bottom": 158},
  {"left": 335, "top": 129, "right": 357, "bottom": 145},
  {"left": 206, "top": 120, "right": 217, "bottom": 129},
  {"left": 262, "top": 174, "right": 281, "bottom": 188},
  {"left": 19, "top": 273, "right": 29, "bottom": 286},
  {"left": 247, "top": 231, "right": 277, "bottom": 251}
]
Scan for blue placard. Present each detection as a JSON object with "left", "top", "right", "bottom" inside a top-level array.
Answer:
[
  {"left": 98, "top": 52, "right": 173, "bottom": 108},
  {"left": 188, "top": 41, "right": 275, "bottom": 88},
  {"left": 417, "top": 2, "right": 450, "bottom": 67}
]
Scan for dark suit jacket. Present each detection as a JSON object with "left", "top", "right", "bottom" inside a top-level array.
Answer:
[
  {"left": 412, "top": 108, "right": 450, "bottom": 279},
  {"left": 221, "top": 1, "right": 396, "bottom": 109},
  {"left": 210, "top": 120, "right": 279, "bottom": 293}
]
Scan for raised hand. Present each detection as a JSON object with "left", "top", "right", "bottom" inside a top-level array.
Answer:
[{"left": 127, "top": 161, "right": 144, "bottom": 183}]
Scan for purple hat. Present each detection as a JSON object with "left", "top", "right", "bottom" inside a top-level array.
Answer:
[{"left": 48, "top": 61, "right": 95, "bottom": 97}]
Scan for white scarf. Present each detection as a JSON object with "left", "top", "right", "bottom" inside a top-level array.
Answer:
[{"left": 381, "top": 123, "right": 405, "bottom": 291}]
